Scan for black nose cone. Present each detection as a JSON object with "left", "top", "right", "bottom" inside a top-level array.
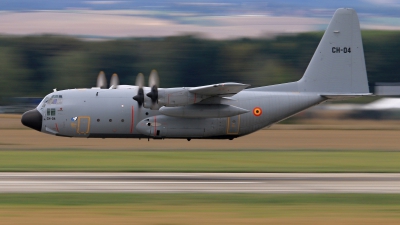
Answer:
[{"left": 21, "top": 109, "right": 43, "bottom": 132}]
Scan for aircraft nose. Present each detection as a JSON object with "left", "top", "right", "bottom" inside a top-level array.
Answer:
[{"left": 21, "top": 109, "right": 43, "bottom": 132}]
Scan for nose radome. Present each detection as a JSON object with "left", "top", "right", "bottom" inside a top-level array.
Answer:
[{"left": 21, "top": 109, "right": 43, "bottom": 132}]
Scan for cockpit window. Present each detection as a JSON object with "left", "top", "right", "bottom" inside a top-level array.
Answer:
[
  {"left": 38, "top": 94, "right": 63, "bottom": 110},
  {"left": 39, "top": 96, "right": 51, "bottom": 109},
  {"left": 48, "top": 95, "right": 63, "bottom": 105}
]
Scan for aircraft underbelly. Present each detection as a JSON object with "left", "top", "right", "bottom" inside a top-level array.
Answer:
[{"left": 136, "top": 116, "right": 226, "bottom": 138}]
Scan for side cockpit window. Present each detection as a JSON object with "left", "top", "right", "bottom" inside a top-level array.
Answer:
[
  {"left": 40, "top": 96, "right": 51, "bottom": 109},
  {"left": 46, "top": 108, "right": 56, "bottom": 116}
]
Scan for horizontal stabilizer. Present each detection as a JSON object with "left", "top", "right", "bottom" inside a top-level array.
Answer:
[
  {"left": 369, "top": 83, "right": 400, "bottom": 96},
  {"left": 189, "top": 83, "right": 250, "bottom": 97},
  {"left": 321, "top": 93, "right": 371, "bottom": 100}
]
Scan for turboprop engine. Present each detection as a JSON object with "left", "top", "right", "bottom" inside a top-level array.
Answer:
[
  {"left": 159, "top": 104, "right": 249, "bottom": 118},
  {"left": 138, "top": 87, "right": 209, "bottom": 110},
  {"left": 132, "top": 70, "right": 250, "bottom": 113},
  {"left": 144, "top": 88, "right": 207, "bottom": 108},
  {"left": 133, "top": 70, "right": 209, "bottom": 110}
]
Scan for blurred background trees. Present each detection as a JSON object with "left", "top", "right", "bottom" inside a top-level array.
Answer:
[{"left": 0, "top": 31, "right": 399, "bottom": 97}]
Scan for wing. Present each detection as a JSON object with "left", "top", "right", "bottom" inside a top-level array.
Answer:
[{"left": 189, "top": 82, "right": 250, "bottom": 97}]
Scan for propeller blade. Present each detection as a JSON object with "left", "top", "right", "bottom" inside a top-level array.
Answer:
[
  {"left": 96, "top": 71, "right": 107, "bottom": 89},
  {"left": 135, "top": 73, "right": 145, "bottom": 88},
  {"left": 148, "top": 70, "right": 159, "bottom": 88},
  {"left": 109, "top": 73, "right": 119, "bottom": 89}
]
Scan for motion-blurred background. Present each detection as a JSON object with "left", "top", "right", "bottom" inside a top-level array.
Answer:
[{"left": 1, "top": 0, "right": 400, "bottom": 121}]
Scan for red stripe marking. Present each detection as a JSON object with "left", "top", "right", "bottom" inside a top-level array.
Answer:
[
  {"left": 154, "top": 116, "right": 157, "bottom": 136},
  {"left": 55, "top": 123, "right": 59, "bottom": 132},
  {"left": 130, "top": 106, "right": 134, "bottom": 133}
]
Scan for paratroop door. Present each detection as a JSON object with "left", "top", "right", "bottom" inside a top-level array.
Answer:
[{"left": 77, "top": 116, "right": 90, "bottom": 134}]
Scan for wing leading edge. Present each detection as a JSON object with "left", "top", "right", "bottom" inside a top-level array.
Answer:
[{"left": 189, "top": 82, "right": 250, "bottom": 97}]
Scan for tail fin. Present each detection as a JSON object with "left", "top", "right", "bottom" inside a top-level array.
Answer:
[{"left": 298, "top": 8, "right": 369, "bottom": 94}]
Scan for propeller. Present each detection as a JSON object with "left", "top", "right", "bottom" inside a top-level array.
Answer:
[
  {"left": 136, "top": 72, "right": 145, "bottom": 87},
  {"left": 96, "top": 71, "right": 107, "bottom": 89},
  {"left": 146, "top": 70, "right": 159, "bottom": 105},
  {"left": 109, "top": 73, "right": 119, "bottom": 89},
  {"left": 133, "top": 73, "right": 145, "bottom": 107},
  {"left": 96, "top": 71, "right": 120, "bottom": 89}
]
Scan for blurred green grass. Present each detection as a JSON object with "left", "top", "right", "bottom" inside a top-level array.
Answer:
[
  {"left": 1, "top": 150, "right": 400, "bottom": 172},
  {"left": 1, "top": 193, "right": 400, "bottom": 206},
  {"left": 1, "top": 193, "right": 400, "bottom": 225}
]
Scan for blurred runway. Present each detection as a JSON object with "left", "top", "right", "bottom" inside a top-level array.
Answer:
[{"left": 1, "top": 173, "right": 400, "bottom": 193}]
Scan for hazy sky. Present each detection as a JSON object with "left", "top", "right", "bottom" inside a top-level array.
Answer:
[{"left": 1, "top": 1, "right": 400, "bottom": 39}]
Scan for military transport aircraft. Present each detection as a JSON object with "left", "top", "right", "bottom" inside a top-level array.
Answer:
[{"left": 21, "top": 8, "right": 372, "bottom": 141}]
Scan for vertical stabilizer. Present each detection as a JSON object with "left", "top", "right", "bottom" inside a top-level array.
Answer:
[{"left": 298, "top": 8, "right": 369, "bottom": 94}]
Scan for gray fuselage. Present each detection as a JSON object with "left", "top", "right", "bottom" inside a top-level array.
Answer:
[{"left": 36, "top": 87, "right": 324, "bottom": 139}]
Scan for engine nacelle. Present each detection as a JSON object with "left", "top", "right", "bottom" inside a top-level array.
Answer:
[
  {"left": 159, "top": 88, "right": 208, "bottom": 107},
  {"left": 159, "top": 104, "right": 249, "bottom": 118},
  {"left": 142, "top": 87, "right": 209, "bottom": 110}
]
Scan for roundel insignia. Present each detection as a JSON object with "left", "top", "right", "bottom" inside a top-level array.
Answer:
[{"left": 253, "top": 107, "right": 262, "bottom": 116}]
